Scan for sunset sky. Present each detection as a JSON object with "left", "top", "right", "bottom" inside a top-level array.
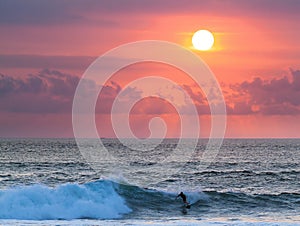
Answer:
[{"left": 0, "top": 0, "right": 300, "bottom": 138}]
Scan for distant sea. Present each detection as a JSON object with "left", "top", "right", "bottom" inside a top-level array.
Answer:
[{"left": 0, "top": 138, "right": 299, "bottom": 225}]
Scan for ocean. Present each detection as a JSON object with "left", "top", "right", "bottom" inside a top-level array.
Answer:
[{"left": 0, "top": 138, "right": 299, "bottom": 225}]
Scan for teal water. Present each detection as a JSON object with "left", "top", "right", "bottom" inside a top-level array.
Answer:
[{"left": 0, "top": 139, "right": 299, "bottom": 225}]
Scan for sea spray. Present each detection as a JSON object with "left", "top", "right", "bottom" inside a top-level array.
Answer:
[{"left": 0, "top": 180, "right": 131, "bottom": 220}]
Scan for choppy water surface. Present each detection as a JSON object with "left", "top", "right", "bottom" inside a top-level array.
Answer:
[{"left": 0, "top": 138, "right": 299, "bottom": 225}]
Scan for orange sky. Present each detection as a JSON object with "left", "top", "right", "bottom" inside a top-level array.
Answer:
[{"left": 0, "top": 0, "right": 300, "bottom": 138}]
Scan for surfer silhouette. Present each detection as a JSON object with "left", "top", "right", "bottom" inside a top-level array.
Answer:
[
  {"left": 176, "top": 192, "right": 191, "bottom": 212},
  {"left": 176, "top": 192, "right": 188, "bottom": 204}
]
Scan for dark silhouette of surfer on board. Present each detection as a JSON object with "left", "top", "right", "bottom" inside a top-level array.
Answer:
[
  {"left": 176, "top": 192, "right": 190, "bottom": 208},
  {"left": 176, "top": 192, "right": 187, "bottom": 203}
]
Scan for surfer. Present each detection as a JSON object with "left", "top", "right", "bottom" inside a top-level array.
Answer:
[
  {"left": 176, "top": 192, "right": 188, "bottom": 204},
  {"left": 176, "top": 192, "right": 191, "bottom": 212}
]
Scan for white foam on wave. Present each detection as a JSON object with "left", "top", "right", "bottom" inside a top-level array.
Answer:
[
  {"left": 0, "top": 181, "right": 131, "bottom": 220},
  {"left": 1, "top": 219, "right": 298, "bottom": 226}
]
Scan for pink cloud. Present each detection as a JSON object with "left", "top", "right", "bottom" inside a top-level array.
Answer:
[
  {"left": 130, "top": 97, "right": 177, "bottom": 115},
  {"left": 235, "top": 69, "right": 300, "bottom": 115},
  {"left": 1, "top": 68, "right": 300, "bottom": 137},
  {"left": 0, "top": 69, "right": 79, "bottom": 113}
]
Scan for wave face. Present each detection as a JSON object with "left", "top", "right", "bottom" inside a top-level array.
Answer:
[
  {"left": 116, "top": 183, "right": 300, "bottom": 218},
  {"left": 0, "top": 180, "right": 131, "bottom": 220},
  {"left": 0, "top": 179, "right": 299, "bottom": 220}
]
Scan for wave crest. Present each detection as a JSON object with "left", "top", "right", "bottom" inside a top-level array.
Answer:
[{"left": 0, "top": 180, "right": 131, "bottom": 220}]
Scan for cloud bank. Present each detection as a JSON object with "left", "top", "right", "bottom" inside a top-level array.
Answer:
[
  {"left": 1, "top": 69, "right": 300, "bottom": 115},
  {"left": 234, "top": 69, "right": 300, "bottom": 115}
]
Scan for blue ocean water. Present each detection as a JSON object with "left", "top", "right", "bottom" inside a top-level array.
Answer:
[{"left": 0, "top": 138, "right": 299, "bottom": 225}]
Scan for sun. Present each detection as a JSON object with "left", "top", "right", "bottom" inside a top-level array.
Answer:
[{"left": 192, "top": 30, "right": 214, "bottom": 51}]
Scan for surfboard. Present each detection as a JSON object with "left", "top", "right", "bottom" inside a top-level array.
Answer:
[{"left": 181, "top": 203, "right": 190, "bottom": 214}]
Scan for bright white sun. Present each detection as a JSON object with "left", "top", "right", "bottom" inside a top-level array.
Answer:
[{"left": 192, "top": 29, "right": 214, "bottom": 51}]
